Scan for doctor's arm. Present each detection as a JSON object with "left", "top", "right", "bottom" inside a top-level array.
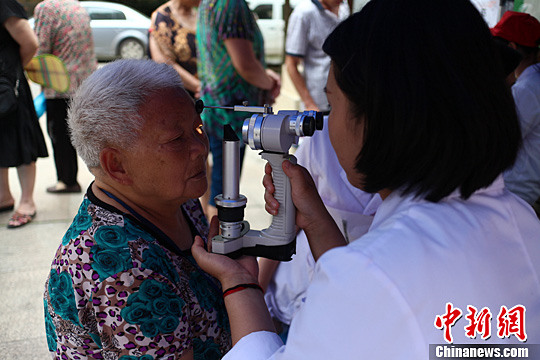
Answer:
[{"left": 190, "top": 162, "right": 346, "bottom": 357}]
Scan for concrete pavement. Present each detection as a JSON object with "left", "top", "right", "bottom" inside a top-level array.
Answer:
[{"left": 0, "top": 66, "right": 300, "bottom": 359}]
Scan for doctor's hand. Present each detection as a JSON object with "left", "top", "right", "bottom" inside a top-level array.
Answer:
[
  {"left": 191, "top": 216, "right": 259, "bottom": 290},
  {"left": 263, "top": 160, "right": 346, "bottom": 260}
]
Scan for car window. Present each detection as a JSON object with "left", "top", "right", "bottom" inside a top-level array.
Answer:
[
  {"left": 253, "top": 4, "right": 273, "bottom": 19},
  {"left": 85, "top": 7, "right": 127, "bottom": 20}
]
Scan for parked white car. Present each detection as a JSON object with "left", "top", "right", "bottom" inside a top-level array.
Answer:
[
  {"left": 249, "top": 0, "right": 369, "bottom": 65},
  {"left": 81, "top": 1, "right": 151, "bottom": 60},
  {"left": 248, "top": 0, "right": 303, "bottom": 65},
  {"left": 29, "top": 1, "right": 151, "bottom": 61}
]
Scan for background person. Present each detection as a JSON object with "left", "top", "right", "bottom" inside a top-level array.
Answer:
[
  {"left": 197, "top": 0, "right": 281, "bottom": 218},
  {"left": 0, "top": 0, "right": 48, "bottom": 228},
  {"left": 285, "top": 0, "right": 349, "bottom": 112},
  {"left": 191, "top": 0, "right": 540, "bottom": 358},
  {"left": 492, "top": 11, "right": 540, "bottom": 216},
  {"left": 44, "top": 60, "right": 232, "bottom": 359},
  {"left": 150, "top": 0, "right": 201, "bottom": 98},
  {"left": 33, "top": 0, "right": 98, "bottom": 194}
]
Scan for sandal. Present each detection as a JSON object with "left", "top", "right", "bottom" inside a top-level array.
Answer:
[{"left": 7, "top": 211, "right": 36, "bottom": 229}]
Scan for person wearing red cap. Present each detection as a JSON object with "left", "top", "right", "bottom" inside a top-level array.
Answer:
[
  {"left": 492, "top": 11, "right": 540, "bottom": 215},
  {"left": 492, "top": 11, "right": 540, "bottom": 80}
]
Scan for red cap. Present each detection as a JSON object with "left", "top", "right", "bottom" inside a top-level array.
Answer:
[{"left": 491, "top": 11, "right": 540, "bottom": 48}]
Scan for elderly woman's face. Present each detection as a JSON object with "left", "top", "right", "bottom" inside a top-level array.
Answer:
[
  {"left": 326, "top": 63, "right": 365, "bottom": 189},
  {"left": 123, "top": 88, "right": 209, "bottom": 203}
]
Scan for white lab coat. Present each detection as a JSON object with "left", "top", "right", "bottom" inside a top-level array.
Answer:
[{"left": 227, "top": 177, "right": 540, "bottom": 359}]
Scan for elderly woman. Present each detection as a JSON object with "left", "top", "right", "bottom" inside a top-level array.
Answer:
[
  {"left": 191, "top": 0, "right": 540, "bottom": 358},
  {"left": 43, "top": 60, "right": 231, "bottom": 359}
]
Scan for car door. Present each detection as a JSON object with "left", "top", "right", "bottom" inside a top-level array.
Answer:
[
  {"left": 252, "top": 3, "right": 285, "bottom": 64},
  {"left": 84, "top": 6, "right": 127, "bottom": 60}
]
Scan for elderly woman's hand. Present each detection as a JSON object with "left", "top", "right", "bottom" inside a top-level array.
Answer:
[
  {"left": 193, "top": 217, "right": 276, "bottom": 346},
  {"left": 191, "top": 216, "right": 259, "bottom": 290},
  {"left": 263, "top": 160, "right": 346, "bottom": 260}
]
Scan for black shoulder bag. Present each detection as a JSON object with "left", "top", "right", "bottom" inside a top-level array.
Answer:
[{"left": 0, "top": 72, "right": 19, "bottom": 118}]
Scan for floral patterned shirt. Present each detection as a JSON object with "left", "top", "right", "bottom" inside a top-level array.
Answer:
[
  {"left": 33, "top": 0, "right": 97, "bottom": 98},
  {"left": 150, "top": 3, "right": 198, "bottom": 78},
  {"left": 44, "top": 186, "right": 231, "bottom": 359}
]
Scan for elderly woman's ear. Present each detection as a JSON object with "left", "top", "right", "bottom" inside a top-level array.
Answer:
[{"left": 99, "top": 147, "right": 132, "bottom": 185}]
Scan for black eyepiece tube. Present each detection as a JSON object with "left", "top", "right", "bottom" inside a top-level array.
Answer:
[{"left": 315, "top": 112, "right": 324, "bottom": 130}]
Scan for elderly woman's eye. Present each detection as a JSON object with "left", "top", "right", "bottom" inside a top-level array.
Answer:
[{"left": 170, "top": 134, "right": 183, "bottom": 142}]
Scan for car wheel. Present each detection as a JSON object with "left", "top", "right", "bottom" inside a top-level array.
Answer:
[{"left": 118, "top": 38, "right": 145, "bottom": 60}]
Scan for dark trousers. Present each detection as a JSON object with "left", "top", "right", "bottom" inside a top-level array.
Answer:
[{"left": 46, "top": 98, "right": 78, "bottom": 186}]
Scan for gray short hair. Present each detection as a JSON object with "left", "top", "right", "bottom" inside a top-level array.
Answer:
[{"left": 68, "top": 59, "right": 184, "bottom": 169}]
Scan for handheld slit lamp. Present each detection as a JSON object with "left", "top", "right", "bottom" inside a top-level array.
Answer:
[{"left": 198, "top": 100, "right": 323, "bottom": 261}]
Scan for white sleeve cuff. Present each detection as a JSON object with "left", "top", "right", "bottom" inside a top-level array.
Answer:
[{"left": 223, "top": 331, "right": 284, "bottom": 360}]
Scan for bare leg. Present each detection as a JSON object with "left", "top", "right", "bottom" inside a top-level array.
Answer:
[
  {"left": 0, "top": 168, "right": 15, "bottom": 208},
  {"left": 15, "top": 162, "right": 36, "bottom": 215}
]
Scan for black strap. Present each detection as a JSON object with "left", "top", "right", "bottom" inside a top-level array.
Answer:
[{"left": 99, "top": 187, "right": 185, "bottom": 254}]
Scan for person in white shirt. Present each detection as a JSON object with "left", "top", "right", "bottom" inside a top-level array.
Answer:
[
  {"left": 491, "top": 11, "right": 540, "bottom": 215},
  {"left": 285, "top": 0, "right": 349, "bottom": 112},
  {"left": 191, "top": 0, "right": 540, "bottom": 358}
]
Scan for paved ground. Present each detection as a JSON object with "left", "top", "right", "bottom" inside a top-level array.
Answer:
[{"left": 0, "top": 65, "right": 300, "bottom": 359}]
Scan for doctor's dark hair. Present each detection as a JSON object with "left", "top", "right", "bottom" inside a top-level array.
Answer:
[{"left": 323, "top": 0, "right": 521, "bottom": 202}]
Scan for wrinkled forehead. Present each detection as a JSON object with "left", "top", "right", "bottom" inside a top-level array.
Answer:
[
  {"left": 140, "top": 87, "right": 192, "bottom": 115},
  {"left": 139, "top": 87, "right": 195, "bottom": 128}
]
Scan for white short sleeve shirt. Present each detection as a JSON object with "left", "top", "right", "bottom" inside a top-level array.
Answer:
[{"left": 285, "top": 0, "right": 349, "bottom": 111}]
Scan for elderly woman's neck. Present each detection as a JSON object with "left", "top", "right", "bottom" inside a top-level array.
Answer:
[{"left": 91, "top": 181, "right": 194, "bottom": 250}]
